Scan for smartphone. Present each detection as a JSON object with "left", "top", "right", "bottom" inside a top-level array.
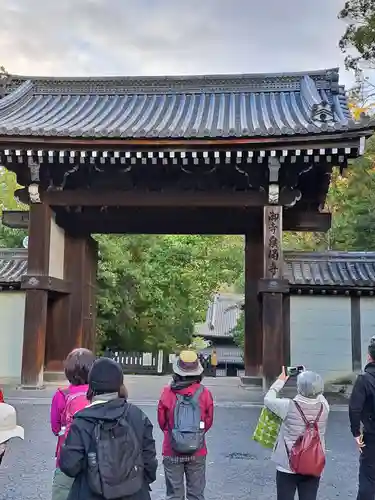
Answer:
[{"left": 287, "top": 365, "right": 305, "bottom": 377}]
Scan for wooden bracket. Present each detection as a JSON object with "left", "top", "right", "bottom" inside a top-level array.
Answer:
[
  {"left": 268, "top": 157, "right": 281, "bottom": 204},
  {"left": 21, "top": 275, "right": 71, "bottom": 294},
  {"left": 258, "top": 278, "right": 289, "bottom": 294}
]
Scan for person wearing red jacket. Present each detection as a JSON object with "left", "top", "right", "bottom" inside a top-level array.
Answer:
[{"left": 158, "top": 350, "right": 214, "bottom": 500}]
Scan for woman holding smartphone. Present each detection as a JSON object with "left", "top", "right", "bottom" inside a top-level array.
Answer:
[{"left": 264, "top": 367, "right": 330, "bottom": 500}]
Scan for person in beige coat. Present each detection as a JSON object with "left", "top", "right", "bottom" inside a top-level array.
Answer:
[{"left": 264, "top": 369, "right": 329, "bottom": 500}]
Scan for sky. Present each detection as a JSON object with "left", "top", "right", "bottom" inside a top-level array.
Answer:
[{"left": 0, "top": 0, "right": 362, "bottom": 87}]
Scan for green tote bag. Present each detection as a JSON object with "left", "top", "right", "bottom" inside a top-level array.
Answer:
[{"left": 252, "top": 406, "right": 282, "bottom": 450}]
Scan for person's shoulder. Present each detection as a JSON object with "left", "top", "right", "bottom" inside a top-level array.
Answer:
[
  {"left": 200, "top": 384, "right": 213, "bottom": 399},
  {"left": 317, "top": 394, "right": 330, "bottom": 412},
  {"left": 52, "top": 386, "right": 68, "bottom": 402},
  {"left": 127, "top": 403, "right": 153, "bottom": 426},
  {"left": 160, "top": 384, "right": 173, "bottom": 398},
  {"left": 127, "top": 402, "right": 148, "bottom": 419},
  {"left": 354, "top": 372, "right": 368, "bottom": 388}
]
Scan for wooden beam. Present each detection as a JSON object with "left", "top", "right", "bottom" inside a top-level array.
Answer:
[
  {"left": 284, "top": 211, "right": 331, "bottom": 232},
  {"left": 2, "top": 210, "right": 29, "bottom": 229},
  {"left": 21, "top": 275, "right": 71, "bottom": 294},
  {"left": 44, "top": 189, "right": 268, "bottom": 208},
  {"left": 0, "top": 130, "right": 370, "bottom": 149},
  {"left": 54, "top": 207, "right": 331, "bottom": 235}
]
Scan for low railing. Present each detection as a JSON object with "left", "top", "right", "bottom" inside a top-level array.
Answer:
[{"left": 104, "top": 350, "right": 166, "bottom": 375}]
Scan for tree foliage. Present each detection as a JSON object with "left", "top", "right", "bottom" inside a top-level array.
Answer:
[
  {"left": 0, "top": 167, "right": 27, "bottom": 247},
  {"left": 339, "top": 0, "right": 375, "bottom": 70},
  {"left": 96, "top": 234, "right": 244, "bottom": 352}
]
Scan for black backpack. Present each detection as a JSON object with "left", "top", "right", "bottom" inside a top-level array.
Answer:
[
  {"left": 87, "top": 404, "right": 143, "bottom": 499},
  {"left": 170, "top": 385, "right": 205, "bottom": 455}
]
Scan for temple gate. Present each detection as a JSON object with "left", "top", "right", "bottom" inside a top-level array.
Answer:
[{"left": 0, "top": 68, "right": 373, "bottom": 387}]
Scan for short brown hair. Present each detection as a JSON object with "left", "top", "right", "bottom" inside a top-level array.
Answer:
[{"left": 64, "top": 348, "right": 95, "bottom": 386}]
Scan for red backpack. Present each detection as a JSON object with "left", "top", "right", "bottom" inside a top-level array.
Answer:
[
  {"left": 56, "top": 389, "right": 90, "bottom": 460},
  {"left": 287, "top": 402, "right": 325, "bottom": 477}
]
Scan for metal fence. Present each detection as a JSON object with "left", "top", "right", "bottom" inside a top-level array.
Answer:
[
  {"left": 104, "top": 350, "right": 244, "bottom": 377},
  {"left": 104, "top": 350, "right": 165, "bottom": 375}
]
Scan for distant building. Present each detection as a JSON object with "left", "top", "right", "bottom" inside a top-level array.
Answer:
[{"left": 194, "top": 292, "right": 244, "bottom": 377}]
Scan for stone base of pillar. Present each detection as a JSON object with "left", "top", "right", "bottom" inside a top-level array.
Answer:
[
  {"left": 240, "top": 375, "right": 263, "bottom": 388},
  {"left": 43, "top": 371, "right": 67, "bottom": 383},
  {"left": 17, "top": 384, "right": 46, "bottom": 390}
]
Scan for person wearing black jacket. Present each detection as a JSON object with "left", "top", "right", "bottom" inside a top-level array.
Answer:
[
  {"left": 349, "top": 337, "right": 375, "bottom": 500},
  {"left": 59, "top": 357, "right": 158, "bottom": 500}
]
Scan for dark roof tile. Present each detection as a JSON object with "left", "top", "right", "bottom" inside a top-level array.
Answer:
[
  {"left": 196, "top": 293, "right": 243, "bottom": 338},
  {"left": 0, "top": 249, "right": 27, "bottom": 284},
  {"left": 284, "top": 251, "right": 375, "bottom": 288},
  {"left": 0, "top": 68, "right": 373, "bottom": 139}
]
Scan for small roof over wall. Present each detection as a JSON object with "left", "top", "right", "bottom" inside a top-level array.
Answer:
[
  {"left": 286, "top": 251, "right": 375, "bottom": 289},
  {"left": 0, "top": 68, "right": 373, "bottom": 140},
  {"left": 0, "top": 249, "right": 27, "bottom": 287},
  {"left": 196, "top": 251, "right": 375, "bottom": 339}
]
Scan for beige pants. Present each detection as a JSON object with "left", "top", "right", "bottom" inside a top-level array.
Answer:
[{"left": 51, "top": 468, "right": 74, "bottom": 500}]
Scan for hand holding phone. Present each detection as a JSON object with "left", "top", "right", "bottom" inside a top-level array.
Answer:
[{"left": 278, "top": 366, "right": 289, "bottom": 382}]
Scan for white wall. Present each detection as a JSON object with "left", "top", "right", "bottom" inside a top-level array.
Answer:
[
  {"left": 49, "top": 214, "right": 65, "bottom": 279},
  {"left": 360, "top": 297, "right": 375, "bottom": 368},
  {"left": 0, "top": 291, "right": 25, "bottom": 383},
  {"left": 290, "top": 296, "right": 352, "bottom": 383}
]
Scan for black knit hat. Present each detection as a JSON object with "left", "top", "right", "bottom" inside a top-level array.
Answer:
[{"left": 88, "top": 358, "right": 123, "bottom": 394}]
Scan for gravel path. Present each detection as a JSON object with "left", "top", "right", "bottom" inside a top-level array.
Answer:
[{"left": 0, "top": 401, "right": 359, "bottom": 499}]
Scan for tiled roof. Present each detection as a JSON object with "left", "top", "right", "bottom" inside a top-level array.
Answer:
[
  {"left": 200, "top": 345, "right": 243, "bottom": 365},
  {"left": 0, "top": 68, "right": 372, "bottom": 139},
  {"left": 285, "top": 251, "right": 375, "bottom": 288},
  {"left": 0, "top": 249, "right": 27, "bottom": 285},
  {"left": 196, "top": 293, "right": 243, "bottom": 338}
]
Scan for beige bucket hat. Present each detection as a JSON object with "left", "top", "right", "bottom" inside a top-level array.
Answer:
[
  {"left": 173, "top": 350, "right": 204, "bottom": 377},
  {"left": 0, "top": 403, "right": 24, "bottom": 444}
]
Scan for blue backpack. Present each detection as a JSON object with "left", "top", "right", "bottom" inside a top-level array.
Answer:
[{"left": 170, "top": 386, "right": 205, "bottom": 454}]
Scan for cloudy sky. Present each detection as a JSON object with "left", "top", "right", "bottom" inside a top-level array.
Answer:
[{"left": 0, "top": 0, "right": 358, "bottom": 85}]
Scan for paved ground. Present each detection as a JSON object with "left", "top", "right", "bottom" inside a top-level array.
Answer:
[
  {"left": 0, "top": 376, "right": 359, "bottom": 499},
  {"left": 2, "top": 374, "right": 350, "bottom": 406}
]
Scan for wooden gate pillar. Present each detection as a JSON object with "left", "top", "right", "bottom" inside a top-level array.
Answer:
[
  {"left": 259, "top": 205, "right": 289, "bottom": 388},
  {"left": 243, "top": 226, "right": 263, "bottom": 382},
  {"left": 21, "top": 203, "right": 52, "bottom": 387},
  {"left": 45, "top": 234, "right": 98, "bottom": 372}
]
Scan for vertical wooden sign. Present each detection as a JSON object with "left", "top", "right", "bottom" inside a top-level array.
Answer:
[
  {"left": 264, "top": 205, "right": 282, "bottom": 279},
  {"left": 262, "top": 205, "right": 284, "bottom": 387}
]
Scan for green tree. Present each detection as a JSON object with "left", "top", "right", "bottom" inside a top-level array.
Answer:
[
  {"left": 0, "top": 166, "right": 27, "bottom": 247},
  {"left": 96, "top": 234, "right": 244, "bottom": 353},
  {"left": 339, "top": 0, "right": 375, "bottom": 70}
]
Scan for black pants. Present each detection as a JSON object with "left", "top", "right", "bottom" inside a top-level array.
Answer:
[
  {"left": 357, "top": 437, "right": 375, "bottom": 500},
  {"left": 276, "top": 470, "right": 320, "bottom": 500}
]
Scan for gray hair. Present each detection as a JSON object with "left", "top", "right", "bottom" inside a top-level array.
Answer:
[{"left": 297, "top": 370, "right": 324, "bottom": 398}]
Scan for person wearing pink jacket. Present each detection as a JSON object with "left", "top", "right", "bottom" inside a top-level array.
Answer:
[{"left": 50, "top": 348, "right": 95, "bottom": 500}]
